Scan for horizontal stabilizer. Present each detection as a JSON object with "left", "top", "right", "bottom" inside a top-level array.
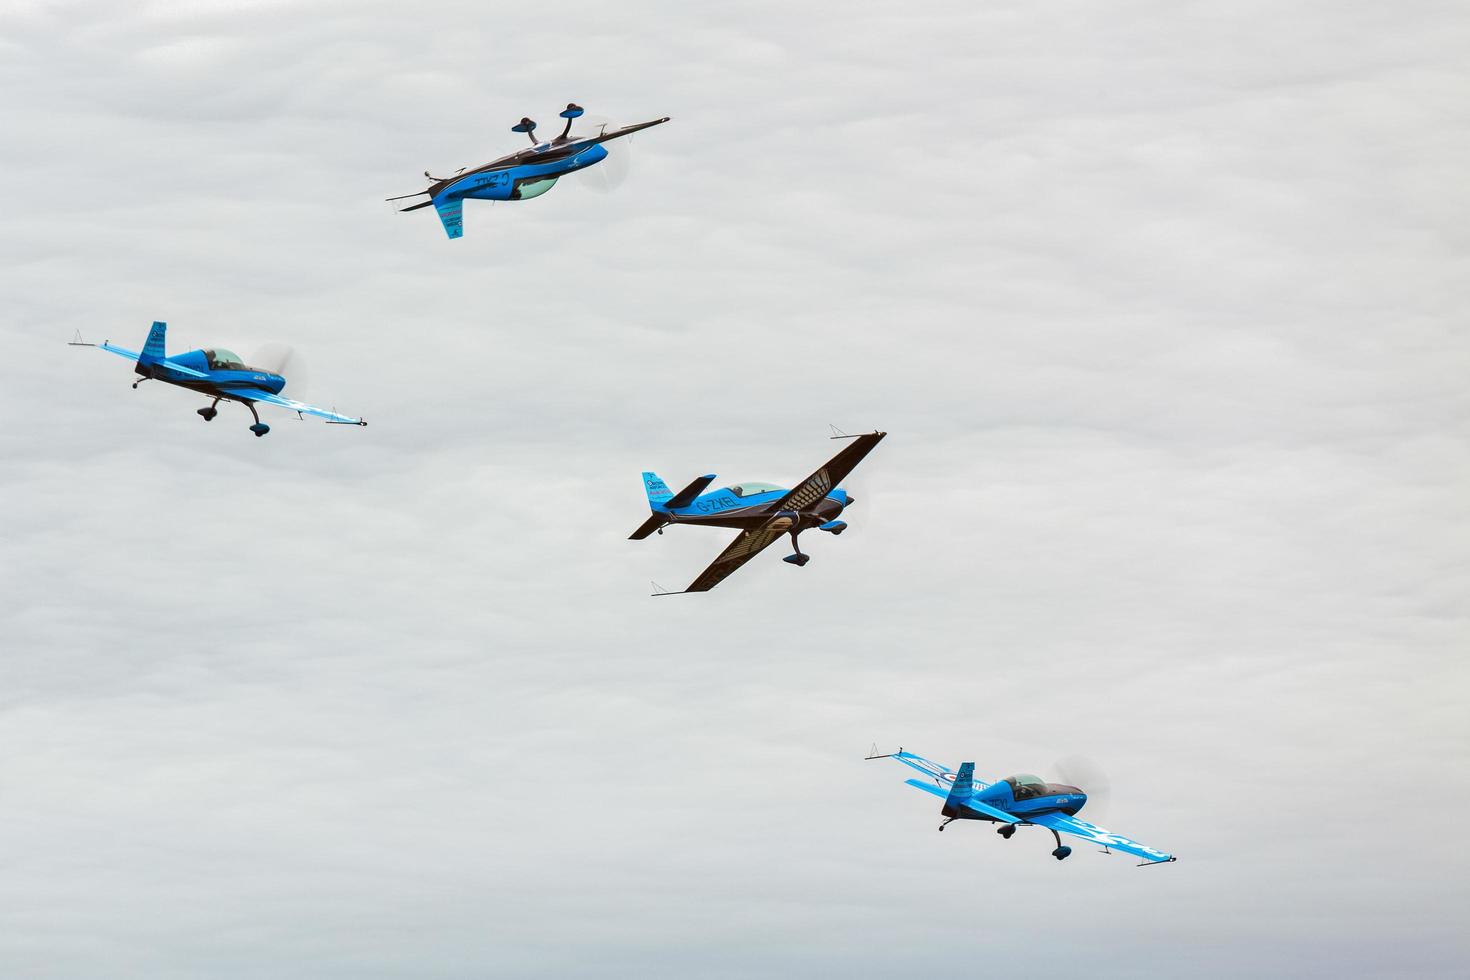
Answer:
[
  {"left": 629, "top": 513, "right": 668, "bottom": 541},
  {"left": 86, "top": 341, "right": 207, "bottom": 377},
  {"left": 665, "top": 474, "right": 716, "bottom": 510},
  {"left": 903, "top": 778, "right": 948, "bottom": 800}
]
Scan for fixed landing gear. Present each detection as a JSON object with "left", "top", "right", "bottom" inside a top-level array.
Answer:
[
  {"left": 783, "top": 529, "right": 810, "bottom": 566},
  {"left": 1049, "top": 828, "right": 1072, "bottom": 860},
  {"left": 997, "top": 824, "right": 1016, "bottom": 839},
  {"left": 197, "top": 398, "right": 220, "bottom": 422},
  {"left": 938, "top": 817, "right": 957, "bottom": 832},
  {"left": 244, "top": 400, "right": 270, "bottom": 437}
]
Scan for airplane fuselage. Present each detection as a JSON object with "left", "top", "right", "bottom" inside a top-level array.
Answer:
[
  {"left": 661, "top": 486, "right": 849, "bottom": 530},
  {"left": 945, "top": 780, "right": 1089, "bottom": 823},
  {"left": 133, "top": 348, "right": 286, "bottom": 401},
  {"left": 432, "top": 141, "right": 609, "bottom": 203}
]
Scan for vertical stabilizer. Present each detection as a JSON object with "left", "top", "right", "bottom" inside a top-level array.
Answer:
[
  {"left": 944, "top": 762, "right": 976, "bottom": 807},
  {"left": 643, "top": 472, "right": 673, "bottom": 506},
  {"left": 139, "top": 321, "right": 167, "bottom": 364},
  {"left": 434, "top": 197, "right": 464, "bottom": 239},
  {"left": 631, "top": 472, "right": 675, "bottom": 540}
]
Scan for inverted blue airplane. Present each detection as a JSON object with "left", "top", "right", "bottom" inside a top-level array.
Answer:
[
  {"left": 632, "top": 431, "right": 886, "bottom": 593},
  {"left": 388, "top": 103, "right": 669, "bottom": 239},
  {"left": 867, "top": 747, "right": 1176, "bottom": 866},
  {"left": 71, "top": 321, "right": 366, "bottom": 437}
]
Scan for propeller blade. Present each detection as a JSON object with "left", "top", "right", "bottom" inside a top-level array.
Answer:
[
  {"left": 574, "top": 116, "right": 634, "bottom": 194},
  {"left": 386, "top": 191, "right": 431, "bottom": 201},
  {"left": 398, "top": 199, "right": 435, "bottom": 212},
  {"left": 1054, "top": 755, "right": 1111, "bottom": 825},
  {"left": 250, "top": 342, "right": 309, "bottom": 398}
]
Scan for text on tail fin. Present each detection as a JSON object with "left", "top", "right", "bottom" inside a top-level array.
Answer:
[
  {"left": 140, "top": 321, "right": 167, "bottom": 363},
  {"left": 643, "top": 472, "right": 673, "bottom": 504},
  {"left": 945, "top": 762, "right": 976, "bottom": 804}
]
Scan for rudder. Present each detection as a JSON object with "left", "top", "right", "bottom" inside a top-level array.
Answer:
[
  {"left": 139, "top": 321, "right": 167, "bottom": 364},
  {"left": 434, "top": 197, "right": 464, "bottom": 239},
  {"left": 630, "top": 472, "right": 674, "bottom": 540},
  {"left": 643, "top": 472, "right": 673, "bottom": 506},
  {"left": 944, "top": 762, "right": 976, "bottom": 807}
]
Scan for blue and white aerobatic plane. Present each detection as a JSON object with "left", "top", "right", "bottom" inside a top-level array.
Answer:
[
  {"left": 388, "top": 103, "right": 669, "bottom": 239},
  {"left": 867, "top": 747, "right": 1176, "bottom": 866},
  {"left": 632, "top": 431, "right": 886, "bottom": 593},
  {"left": 71, "top": 321, "right": 366, "bottom": 437}
]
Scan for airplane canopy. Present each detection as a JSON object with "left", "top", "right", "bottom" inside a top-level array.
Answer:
[
  {"left": 204, "top": 348, "right": 246, "bottom": 370},
  {"left": 1005, "top": 774, "right": 1053, "bottom": 800},
  {"left": 729, "top": 482, "right": 782, "bottom": 498}
]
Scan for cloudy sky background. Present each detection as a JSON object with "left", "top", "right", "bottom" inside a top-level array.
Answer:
[{"left": 2, "top": 0, "right": 1467, "bottom": 976}]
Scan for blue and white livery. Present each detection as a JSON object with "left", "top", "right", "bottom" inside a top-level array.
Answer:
[
  {"left": 868, "top": 748, "right": 1176, "bottom": 866},
  {"left": 389, "top": 103, "right": 669, "bottom": 239},
  {"left": 632, "top": 431, "right": 886, "bottom": 593},
  {"left": 72, "top": 320, "right": 365, "bottom": 438}
]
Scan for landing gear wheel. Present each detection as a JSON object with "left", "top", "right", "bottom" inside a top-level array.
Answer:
[
  {"left": 243, "top": 400, "right": 269, "bottom": 437},
  {"left": 998, "top": 825, "right": 1016, "bottom": 839},
  {"left": 784, "top": 528, "right": 810, "bottom": 566},
  {"left": 1052, "top": 846, "right": 1072, "bottom": 861},
  {"left": 197, "top": 407, "right": 217, "bottom": 421}
]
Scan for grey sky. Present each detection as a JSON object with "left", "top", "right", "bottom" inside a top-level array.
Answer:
[{"left": 2, "top": 1, "right": 1468, "bottom": 976}]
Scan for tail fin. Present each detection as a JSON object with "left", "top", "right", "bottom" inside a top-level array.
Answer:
[
  {"left": 139, "top": 321, "right": 167, "bottom": 364},
  {"left": 630, "top": 472, "right": 674, "bottom": 540},
  {"left": 434, "top": 196, "right": 464, "bottom": 239},
  {"left": 643, "top": 472, "right": 673, "bottom": 506},
  {"left": 944, "top": 762, "right": 976, "bottom": 807}
]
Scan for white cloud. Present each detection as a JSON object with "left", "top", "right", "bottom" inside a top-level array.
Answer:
[{"left": 1, "top": 1, "right": 1467, "bottom": 976}]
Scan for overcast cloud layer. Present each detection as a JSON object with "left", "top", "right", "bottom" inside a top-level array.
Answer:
[{"left": 2, "top": 1, "right": 1468, "bottom": 977}]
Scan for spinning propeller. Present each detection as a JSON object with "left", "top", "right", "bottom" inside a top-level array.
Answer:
[
  {"left": 1053, "top": 754, "right": 1111, "bottom": 824},
  {"left": 250, "top": 342, "right": 309, "bottom": 397},
  {"left": 571, "top": 112, "right": 637, "bottom": 194}
]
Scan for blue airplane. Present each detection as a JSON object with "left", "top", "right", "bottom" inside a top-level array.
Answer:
[
  {"left": 71, "top": 321, "right": 366, "bottom": 437},
  {"left": 866, "top": 747, "right": 1176, "bottom": 866},
  {"left": 388, "top": 103, "right": 669, "bottom": 239},
  {"left": 632, "top": 431, "right": 886, "bottom": 593}
]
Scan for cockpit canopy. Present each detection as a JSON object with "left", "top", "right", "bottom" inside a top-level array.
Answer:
[
  {"left": 729, "top": 482, "right": 783, "bottom": 498},
  {"left": 204, "top": 348, "right": 249, "bottom": 371},
  {"left": 1004, "top": 773, "right": 1051, "bottom": 800}
]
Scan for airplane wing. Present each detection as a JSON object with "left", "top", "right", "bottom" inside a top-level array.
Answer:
[
  {"left": 585, "top": 117, "right": 671, "bottom": 146},
  {"left": 772, "top": 431, "right": 887, "bottom": 512},
  {"left": 682, "top": 513, "right": 797, "bottom": 592},
  {"left": 81, "top": 341, "right": 209, "bottom": 378},
  {"left": 1027, "top": 811, "right": 1176, "bottom": 865},
  {"left": 222, "top": 389, "right": 366, "bottom": 426}
]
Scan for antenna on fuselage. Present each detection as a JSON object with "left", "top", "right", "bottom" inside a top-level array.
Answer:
[
  {"left": 557, "top": 103, "right": 584, "bottom": 141},
  {"left": 512, "top": 116, "right": 538, "bottom": 145}
]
